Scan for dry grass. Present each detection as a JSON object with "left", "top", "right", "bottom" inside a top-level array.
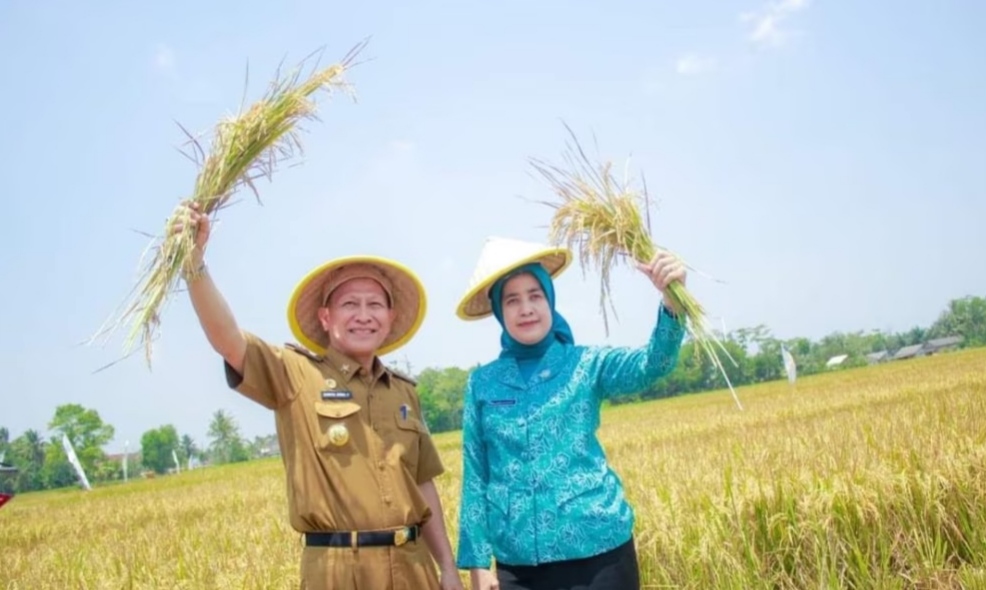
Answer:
[
  {"left": 529, "top": 125, "right": 743, "bottom": 410},
  {"left": 89, "top": 42, "right": 366, "bottom": 370},
  {"left": 2, "top": 349, "right": 985, "bottom": 588}
]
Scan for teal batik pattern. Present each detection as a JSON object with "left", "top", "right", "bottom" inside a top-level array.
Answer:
[{"left": 456, "top": 304, "right": 686, "bottom": 569}]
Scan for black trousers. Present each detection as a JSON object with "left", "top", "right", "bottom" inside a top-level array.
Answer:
[{"left": 496, "top": 537, "right": 640, "bottom": 590}]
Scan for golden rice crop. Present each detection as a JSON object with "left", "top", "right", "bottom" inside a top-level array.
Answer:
[
  {"left": 529, "top": 124, "right": 744, "bottom": 410},
  {"left": 2, "top": 349, "right": 984, "bottom": 588},
  {"left": 89, "top": 42, "right": 366, "bottom": 370}
]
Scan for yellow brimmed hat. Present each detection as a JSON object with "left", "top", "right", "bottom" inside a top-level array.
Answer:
[
  {"left": 456, "top": 236, "right": 572, "bottom": 321},
  {"left": 287, "top": 255, "right": 427, "bottom": 356}
]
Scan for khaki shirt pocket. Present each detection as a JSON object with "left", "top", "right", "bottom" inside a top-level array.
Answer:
[
  {"left": 393, "top": 410, "right": 424, "bottom": 476},
  {"left": 314, "top": 401, "right": 362, "bottom": 453}
]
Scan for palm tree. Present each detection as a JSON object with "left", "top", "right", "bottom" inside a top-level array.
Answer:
[
  {"left": 22, "top": 430, "right": 45, "bottom": 467},
  {"left": 207, "top": 410, "right": 242, "bottom": 464},
  {"left": 180, "top": 434, "right": 198, "bottom": 468}
]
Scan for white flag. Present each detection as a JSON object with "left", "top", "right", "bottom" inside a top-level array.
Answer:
[
  {"left": 172, "top": 449, "right": 181, "bottom": 474},
  {"left": 61, "top": 434, "right": 92, "bottom": 491},
  {"left": 781, "top": 346, "right": 797, "bottom": 385}
]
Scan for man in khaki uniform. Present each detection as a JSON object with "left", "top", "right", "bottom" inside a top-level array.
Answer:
[{"left": 178, "top": 202, "right": 463, "bottom": 590}]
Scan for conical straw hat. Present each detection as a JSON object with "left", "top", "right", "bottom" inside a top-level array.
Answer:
[
  {"left": 287, "top": 255, "right": 427, "bottom": 356},
  {"left": 456, "top": 237, "right": 572, "bottom": 321}
]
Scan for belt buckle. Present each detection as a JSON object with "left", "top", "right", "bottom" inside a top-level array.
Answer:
[{"left": 393, "top": 527, "right": 409, "bottom": 546}]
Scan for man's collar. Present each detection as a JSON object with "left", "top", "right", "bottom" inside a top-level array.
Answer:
[{"left": 322, "top": 346, "right": 390, "bottom": 385}]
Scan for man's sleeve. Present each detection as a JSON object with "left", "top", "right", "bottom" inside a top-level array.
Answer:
[{"left": 224, "top": 331, "right": 301, "bottom": 410}]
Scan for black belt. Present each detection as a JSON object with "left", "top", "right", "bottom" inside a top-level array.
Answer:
[{"left": 305, "top": 525, "right": 420, "bottom": 548}]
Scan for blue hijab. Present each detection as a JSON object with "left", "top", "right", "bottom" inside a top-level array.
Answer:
[{"left": 489, "top": 262, "right": 575, "bottom": 368}]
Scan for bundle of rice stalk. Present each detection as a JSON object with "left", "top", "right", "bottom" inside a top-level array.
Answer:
[
  {"left": 89, "top": 42, "right": 366, "bottom": 370},
  {"left": 529, "top": 124, "right": 743, "bottom": 410}
]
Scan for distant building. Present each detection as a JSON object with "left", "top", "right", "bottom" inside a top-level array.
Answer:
[
  {"left": 892, "top": 344, "right": 926, "bottom": 361},
  {"left": 866, "top": 350, "right": 890, "bottom": 364},
  {"left": 821, "top": 335, "right": 965, "bottom": 369},
  {"left": 924, "top": 335, "right": 963, "bottom": 355}
]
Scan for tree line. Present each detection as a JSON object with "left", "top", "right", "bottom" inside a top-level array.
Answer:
[
  {"left": 408, "top": 294, "right": 986, "bottom": 422},
  {"left": 0, "top": 408, "right": 275, "bottom": 495},
  {"left": 2, "top": 295, "right": 982, "bottom": 495}
]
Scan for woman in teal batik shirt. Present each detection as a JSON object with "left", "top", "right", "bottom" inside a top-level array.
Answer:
[{"left": 454, "top": 237, "right": 688, "bottom": 590}]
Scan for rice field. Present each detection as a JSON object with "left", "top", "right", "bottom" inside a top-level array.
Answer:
[{"left": 2, "top": 348, "right": 984, "bottom": 589}]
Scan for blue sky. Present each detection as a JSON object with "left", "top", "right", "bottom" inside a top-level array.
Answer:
[{"left": 1, "top": 1, "right": 983, "bottom": 451}]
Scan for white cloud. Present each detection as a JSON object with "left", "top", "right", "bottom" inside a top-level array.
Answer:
[
  {"left": 675, "top": 54, "right": 718, "bottom": 76},
  {"left": 741, "top": 0, "right": 810, "bottom": 48},
  {"left": 154, "top": 44, "right": 176, "bottom": 70}
]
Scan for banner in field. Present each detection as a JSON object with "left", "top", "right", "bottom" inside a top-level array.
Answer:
[
  {"left": 61, "top": 434, "right": 92, "bottom": 491},
  {"left": 781, "top": 346, "right": 797, "bottom": 385},
  {"left": 0, "top": 493, "right": 12, "bottom": 510}
]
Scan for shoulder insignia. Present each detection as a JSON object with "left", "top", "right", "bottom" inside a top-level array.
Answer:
[
  {"left": 388, "top": 367, "right": 417, "bottom": 386},
  {"left": 284, "top": 342, "right": 324, "bottom": 363}
]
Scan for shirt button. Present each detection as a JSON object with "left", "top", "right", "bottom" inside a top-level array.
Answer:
[
  {"left": 383, "top": 496, "right": 392, "bottom": 505},
  {"left": 378, "top": 461, "right": 386, "bottom": 471}
]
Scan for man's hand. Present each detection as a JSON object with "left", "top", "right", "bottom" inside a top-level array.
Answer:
[
  {"left": 170, "top": 201, "right": 211, "bottom": 247},
  {"left": 439, "top": 564, "right": 464, "bottom": 590},
  {"left": 169, "top": 200, "right": 246, "bottom": 372},
  {"left": 169, "top": 201, "right": 211, "bottom": 265},
  {"left": 417, "top": 481, "right": 464, "bottom": 590},
  {"left": 470, "top": 568, "right": 499, "bottom": 590}
]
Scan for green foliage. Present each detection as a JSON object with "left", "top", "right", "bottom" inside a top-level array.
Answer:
[
  {"left": 42, "top": 443, "right": 80, "bottom": 489},
  {"left": 409, "top": 295, "right": 986, "bottom": 428},
  {"left": 928, "top": 295, "right": 986, "bottom": 346},
  {"left": 179, "top": 434, "right": 202, "bottom": 466},
  {"left": 630, "top": 296, "right": 984, "bottom": 400},
  {"left": 48, "top": 404, "right": 115, "bottom": 452},
  {"left": 207, "top": 410, "right": 250, "bottom": 465},
  {"left": 416, "top": 367, "right": 470, "bottom": 433},
  {"left": 246, "top": 434, "right": 279, "bottom": 459},
  {"left": 2, "top": 295, "right": 982, "bottom": 493},
  {"left": 45, "top": 404, "right": 115, "bottom": 488},
  {"left": 3, "top": 430, "right": 45, "bottom": 492},
  {"left": 140, "top": 425, "right": 180, "bottom": 474}
]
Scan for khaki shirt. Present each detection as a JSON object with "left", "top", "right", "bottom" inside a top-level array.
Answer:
[{"left": 224, "top": 331, "right": 445, "bottom": 534}]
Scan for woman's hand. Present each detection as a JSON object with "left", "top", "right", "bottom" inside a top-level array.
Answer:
[{"left": 635, "top": 250, "right": 688, "bottom": 316}]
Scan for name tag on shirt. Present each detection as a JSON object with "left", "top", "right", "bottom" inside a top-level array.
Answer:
[
  {"left": 321, "top": 390, "right": 353, "bottom": 401},
  {"left": 490, "top": 399, "right": 517, "bottom": 406}
]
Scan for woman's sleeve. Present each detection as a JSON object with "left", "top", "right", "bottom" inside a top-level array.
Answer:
[
  {"left": 455, "top": 375, "right": 493, "bottom": 569},
  {"left": 591, "top": 303, "right": 686, "bottom": 400}
]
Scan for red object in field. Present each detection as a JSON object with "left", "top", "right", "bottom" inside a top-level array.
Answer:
[{"left": 0, "top": 493, "right": 12, "bottom": 509}]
